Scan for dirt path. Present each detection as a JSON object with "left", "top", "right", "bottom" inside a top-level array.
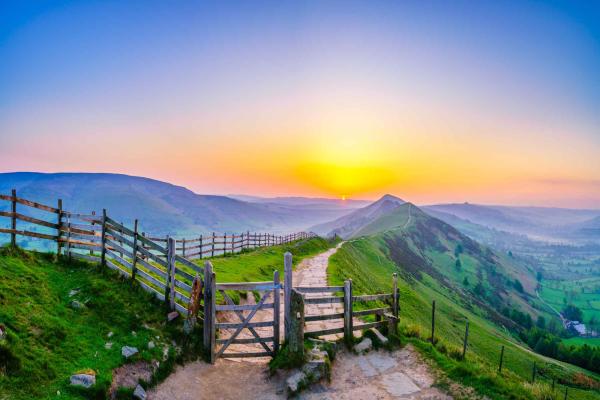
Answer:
[{"left": 150, "top": 243, "right": 452, "bottom": 399}]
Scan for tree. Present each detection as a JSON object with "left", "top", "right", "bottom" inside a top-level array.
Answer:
[
  {"left": 513, "top": 279, "right": 524, "bottom": 293},
  {"left": 563, "top": 304, "right": 583, "bottom": 322},
  {"left": 536, "top": 271, "right": 543, "bottom": 282},
  {"left": 508, "top": 250, "right": 513, "bottom": 258},
  {"left": 536, "top": 316, "right": 546, "bottom": 329},
  {"left": 454, "top": 244, "right": 463, "bottom": 257},
  {"left": 463, "top": 276, "right": 469, "bottom": 286},
  {"left": 455, "top": 258, "right": 462, "bottom": 270}
]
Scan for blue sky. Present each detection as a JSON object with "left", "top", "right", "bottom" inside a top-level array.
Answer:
[{"left": 1, "top": 1, "right": 599, "bottom": 206}]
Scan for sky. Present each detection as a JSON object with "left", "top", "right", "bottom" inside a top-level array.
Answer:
[{"left": 1, "top": 0, "right": 599, "bottom": 207}]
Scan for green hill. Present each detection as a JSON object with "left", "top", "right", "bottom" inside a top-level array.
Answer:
[{"left": 328, "top": 209, "right": 600, "bottom": 399}]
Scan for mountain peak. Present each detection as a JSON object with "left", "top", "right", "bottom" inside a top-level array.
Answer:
[{"left": 376, "top": 194, "right": 405, "bottom": 204}]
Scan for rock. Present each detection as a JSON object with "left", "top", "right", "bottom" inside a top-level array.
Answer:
[
  {"left": 121, "top": 346, "right": 139, "bottom": 358},
  {"left": 147, "top": 341, "right": 155, "bottom": 350},
  {"left": 0, "top": 324, "right": 6, "bottom": 340},
  {"left": 369, "top": 328, "right": 389, "bottom": 346},
  {"left": 68, "top": 289, "right": 79, "bottom": 297},
  {"left": 167, "top": 311, "right": 179, "bottom": 322},
  {"left": 133, "top": 384, "right": 147, "bottom": 400},
  {"left": 132, "top": 331, "right": 137, "bottom": 336},
  {"left": 354, "top": 338, "right": 373, "bottom": 354},
  {"left": 107, "top": 331, "right": 114, "bottom": 338},
  {"left": 70, "top": 373, "right": 95, "bottom": 388},
  {"left": 70, "top": 300, "right": 84, "bottom": 310},
  {"left": 105, "top": 342, "right": 113, "bottom": 349},
  {"left": 286, "top": 370, "right": 306, "bottom": 393}
]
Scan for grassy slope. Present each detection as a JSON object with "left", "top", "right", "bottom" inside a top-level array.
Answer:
[
  {"left": 329, "top": 237, "right": 600, "bottom": 400},
  {"left": 203, "top": 237, "right": 338, "bottom": 283},
  {"left": 0, "top": 247, "right": 186, "bottom": 400}
]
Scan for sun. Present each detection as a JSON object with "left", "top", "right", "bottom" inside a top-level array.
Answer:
[{"left": 341, "top": 195, "right": 347, "bottom": 201}]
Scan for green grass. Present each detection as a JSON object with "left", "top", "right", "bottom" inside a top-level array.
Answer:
[
  {"left": 563, "top": 337, "right": 600, "bottom": 347},
  {"left": 329, "top": 237, "right": 600, "bottom": 400},
  {"left": 0, "top": 246, "right": 196, "bottom": 400},
  {"left": 207, "top": 236, "right": 338, "bottom": 283}
]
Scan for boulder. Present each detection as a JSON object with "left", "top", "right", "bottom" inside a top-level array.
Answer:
[
  {"left": 121, "top": 346, "right": 139, "bottom": 358},
  {"left": 133, "top": 384, "right": 147, "bottom": 400},
  {"left": 354, "top": 338, "right": 373, "bottom": 354},
  {"left": 70, "top": 373, "right": 95, "bottom": 388}
]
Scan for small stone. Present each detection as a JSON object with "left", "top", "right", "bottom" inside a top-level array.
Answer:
[
  {"left": 105, "top": 342, "right": 113, "bottom": 349},
  {"left": 286, "top": 370, "right": 306, "bottom": 393},
  {"left": 107, "top": 331, "right": 114, "bottom": 338},
  {"left": 70, "top": 373, "right": 96, "bottom": 388},
  {"left": 167, "top": 311, "right": 179, "bottom": 322},
  {"left": 0, "top": 324, "right": 6, "bottom": 340},
  {"left": 147, "top": 341, "right": 155, "bottom": 350},
  {"left": 70, "top": 300, "right": 84, "bottom": 310},
  {"left": 121, "top": 346, "right": 139, "bottom": 358},
  {"left": 133, "top": 384, "right": 147, "bottom": 400},
  {"left": 132, "top": 330, "right": 137, "bottom": 336},
  {"left": 68, "top": 289, "right": 79, "bottom": 297},
  {"left": 354, "top": 338, "right": 373, "bottom": 354}
]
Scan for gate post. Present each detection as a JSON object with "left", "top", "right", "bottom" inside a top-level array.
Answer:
[
  {"left": 344, "top": 279, "right": 353, "bottom": 347},
  {"left": 131, "top": 219, "right": 139, "bottom": 281},
  {"left": 273, "top": 270, "right": 280, "bottom": 355},
  {"left": 100, "top": 209, "right": 107, "bottom": 268},
  {"left": 57, "top": 199, "right": 63, "bottom": 256},
  {"left": 10, "top": 189, "right": 16, "bottom": 247},
  {"left": 203, "top": 262, "right": 215, "bottom": 361},
  {"left": 288, "top": 289, "right": 305, "bottom": 359},
  {"left": 284, "top": 252, "right": 293, "bottom": 342}
]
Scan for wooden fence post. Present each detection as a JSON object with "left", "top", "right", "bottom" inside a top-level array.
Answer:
[
  {"left": 288, "top": 289, "right": 305, "bottom": 359},
  {"left": 203, "top": 261, "right": 214, "bottom": 356},
  {"left": 66, "top": 214, "right": 72, "bottom": 261},
  {"left": 392, "top": 273, "right": 399, "bottom": 319},
  {"left": 10, "top": 189, "right": 16, "bottom": 247},
  {"left": 167, "top": 237, "right": 176, "bottom": 311},
  {"left": 564, "top": 387, "right": 568, "bottom": 400},
  {"left": 344, "top": 279, "right": 353, "bottom": 346},
  {"left": 209, "top": 270, "right": 216, "bottom": 364},
  {"left": 284, "top": 252, "right": 293, "bottom": 342},
  {"left": 182, "top": 238, "right": 186, "bottom": 258},
  {"left": 531, "top": 361, "right": 536, "bottom": 383},
  {"left": 131, "top": 219, "right": 139, "bottom": 281},
  {"left": 273, "top": 270, "right": 280, "bottom": 355},
  {"left": 211, "top": 232, "right": 215, "bottom": 257},
  {"left": 100, "top": 209, "right": 107, "bottom": 268},
  {"left": 462, "top": 320, "right": 469, "bottom": 359},
  {"left": 199, "top": 235, "right": 203, "bottom": 259},
  {"left": 231, "top": 234, "right": 235, "bottom": 253},
  {"left": 498, "top": 345, "right": 505, "bottom": 373},
  {"left": 57, "top": 199, "right": 63, "bottom": 256},
  {"left": 431, "top": 300, "right": 436, "bottom": 343}
]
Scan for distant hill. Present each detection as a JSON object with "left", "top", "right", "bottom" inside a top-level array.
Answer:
[
  {"left": 424, "top": 203, "right": 600, "bottom": 244},
  {"left": 0, "top": 172, "right": 355, "bottom": 237},
  {"left": 310, "top": 194, "right": 405, "bottom": 238}
]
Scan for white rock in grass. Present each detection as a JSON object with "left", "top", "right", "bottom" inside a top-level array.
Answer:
[
  {"left": 105, "top": 342, "right": 113, "bottom": 349},
  {"left": 121, "top": 346, "right": 139, "bottom": 358},
  {"left": 107, "top": 331, "right": 114, "bottom": 338},
  {"left": 133, "top": 384, "right": 147, "bottom": 400},
  {"left": 70, "top": 374, "right": 95, "bottom": 388},
  {"left": 147, "top": 341, "right": 155, "bottom": 350}
]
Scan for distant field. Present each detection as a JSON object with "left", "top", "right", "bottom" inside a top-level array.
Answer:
[
  {"left": 539, "top": 282, "right": 600, "bottom": 324},
  {"left": 563, "top": 337, "right": 600, "bottom": 348}
]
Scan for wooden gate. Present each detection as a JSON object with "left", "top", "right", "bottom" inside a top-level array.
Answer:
[{"left": 203, "top": 263, "right": 281, "bottom": 363}]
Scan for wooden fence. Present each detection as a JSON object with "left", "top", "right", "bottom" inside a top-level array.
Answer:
[{"left": 0, "top": 190, "right": 311, "bottom": 319}]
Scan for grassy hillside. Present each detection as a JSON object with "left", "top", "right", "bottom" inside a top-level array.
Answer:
[
  {"left": 329, "top": 237, "right": 600, "bottom": 399},
  {"left": 0, "top": 247, "right": 196, "bottom": 400}
]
